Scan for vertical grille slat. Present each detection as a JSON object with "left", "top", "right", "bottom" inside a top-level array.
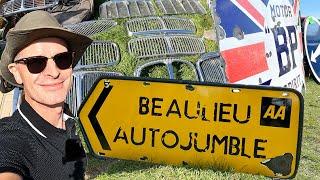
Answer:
[
  {"left": 196, "top": 52, "right": 228, "bottom": 83},
  {"left": 0, "top": 0, "right": 58, "bottom": 17},
  {"left": 99, "top": 0, "right": 156, "bottom": 19},
  {"left": 64, "top": 20, "right": 117, "bottom": 37},
  {"left": 128, "top": 35, "right": 205, "bottom": 58},
  {"left": 126, "top": 16, "right": 196, "bottom": 36},
  {"left": 75, "top": 41, "right": 120, "bottom": 70},
  {"left": 156, "top": 0, "right": 206, "bottom": 15},
  {"left": 66, "top": 71, "right": 123, "bottom": 116}
]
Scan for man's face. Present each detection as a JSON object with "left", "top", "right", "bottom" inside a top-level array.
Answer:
[{"left": 8, "top": 37, "right": 73, "bottom": 107}]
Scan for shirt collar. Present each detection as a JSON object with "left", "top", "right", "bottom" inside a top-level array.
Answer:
[{"left": 18, "top": 100, "right": 75, "bottom": 139}]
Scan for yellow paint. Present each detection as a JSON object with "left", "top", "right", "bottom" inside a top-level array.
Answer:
[
  {"left": 263, "top": 105, "right": 276, "bottom": 119},
  {"left": 263, "top": 105, "right": 286, "bottom": 120},
  {"left": 79, "top": 78, "right": 302, "bottom": 178},
  {"left": 275, "top": 106, "right": 286, "bottom": 120}
]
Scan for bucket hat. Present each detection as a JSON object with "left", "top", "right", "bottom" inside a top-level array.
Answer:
[{"left": 0, "top": 10, "right": 93, "bottom": 87}]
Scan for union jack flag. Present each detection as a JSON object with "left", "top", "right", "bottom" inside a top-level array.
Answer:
[{"left": 215, "top": 0, "right": 300, "bottom": 83}]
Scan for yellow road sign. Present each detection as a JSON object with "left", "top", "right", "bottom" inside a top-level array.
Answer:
[{"left": 78, "top": 77, "right": 303, "bottom": 178}]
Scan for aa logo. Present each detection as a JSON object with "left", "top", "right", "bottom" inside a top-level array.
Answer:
[{"left": 260, "top": 97, "right": 292, "bottom": 128}]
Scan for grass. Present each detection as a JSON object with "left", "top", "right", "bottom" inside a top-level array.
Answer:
[
  {"left": 90, "top": 0, "right": 216, "bottom": 79},
  {"left": 82, "top": 1, "right": 320, "bottom": 179},
  {"left": 81, "top": 78, "right": 319, "bottom": 179},
  {"left": 86, "top": 157, "right": 267, "bottom": 180},
  {"left": 295, "top": 78, "right": 320, "bottom": 179},
  {"left": 92, "top": 22, "right": 138, "bottom": 76}
]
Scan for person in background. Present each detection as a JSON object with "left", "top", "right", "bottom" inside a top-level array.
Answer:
[{"left": 0, "top": 10, "right": 92, "bottom": 179}]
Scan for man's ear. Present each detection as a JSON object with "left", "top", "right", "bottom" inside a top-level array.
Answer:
[{"left": 8, "top": 63, "right": 23, "bottom": 85}]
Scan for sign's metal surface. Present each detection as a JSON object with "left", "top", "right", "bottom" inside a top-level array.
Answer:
[
  {"left": 214, "top": 0, "right": 305, "bottom": 91},
  {"left": 304, "top": 16, "right": 320, "bottom": 83},
  {"left": 78, "top": 77, "right": 303, "bottom": 179}
]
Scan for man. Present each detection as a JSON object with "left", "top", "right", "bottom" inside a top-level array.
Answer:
[{"left": 0, "top": 10, "right": 92, "bottom": 179}]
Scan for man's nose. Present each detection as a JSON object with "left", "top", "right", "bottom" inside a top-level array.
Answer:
[{"left": 43, "top": 58, "right": 60, "bottom": 78}]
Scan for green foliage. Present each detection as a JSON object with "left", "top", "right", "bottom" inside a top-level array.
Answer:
[
  {"left": 92, "top": 22, "right": 138, "bottom": 76},
  {"left": 205, "top": 39, "right": 218, "bottom": 52},
  {"left": 151, "top": 0, "right": 163, "bottom": 16},
  {"left": 173, "top": 62, "right": 197, "bottom": 81},
  {"left": 295, "top": 78, "right": 320, "bottom": 179},
  {"left": 140, "top": 64, "right": 169, "bottom": 79},
  {"left": 90, "top": 13, "right": 216, "bottom": 79},
  {"left": 87, "top": 158, "right": 267, "bottom": 180},
  {"left": 90, "top": 0, "right": 217, "bottom": 79},
  {"left": 193, "top": 14, "right": 214, "bottom": 36}
]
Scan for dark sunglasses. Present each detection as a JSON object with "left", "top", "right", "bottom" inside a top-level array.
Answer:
[{"left": 15, "top": 51, "right": 75, "bottom": 74}]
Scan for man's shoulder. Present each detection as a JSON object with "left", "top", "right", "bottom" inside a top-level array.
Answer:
[
  {"left": 0, "top": 113, "right": 33, "bottom": 179},
  {"left": 0, "top": 112, "right": 31, "bottom": 139},
  {"left": 0, "top": 113, "right": 34, "bottom": 157}
]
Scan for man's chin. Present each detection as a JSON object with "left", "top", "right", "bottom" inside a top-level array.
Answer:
[
  {"left": 33, "top": 94, "right": 67, "bottom": 107},
  {"left": 25, "top": 87, "right": 69, "bottom": 107},
  {"left": 38, "top": 99, "right": 66, "bottom": 108}
]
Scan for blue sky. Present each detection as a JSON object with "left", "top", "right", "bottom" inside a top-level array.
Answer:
[{"left": 300, "top": 1, "right": 320, "bottom": 18}]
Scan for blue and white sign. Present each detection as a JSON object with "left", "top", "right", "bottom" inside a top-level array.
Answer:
[
  {"left": 214, "top": 0, "right": 306, "bottom": 92},
  {"left": 304, "top": 16, "right": 320, "bottom": 83}
]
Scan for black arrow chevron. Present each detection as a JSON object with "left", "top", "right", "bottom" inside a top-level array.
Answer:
[{"left": 88, "top": 85, "right": 113, "bottom": 150}]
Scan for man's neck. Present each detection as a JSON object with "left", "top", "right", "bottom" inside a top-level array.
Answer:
[{"left": 25, "top": 96, "right": 65, "bottom": 129}]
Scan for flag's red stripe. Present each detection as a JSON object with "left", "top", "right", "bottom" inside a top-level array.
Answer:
[
  {"left": 221, "top": 43, "right": 269, "bottom": 82},
  {"left": 236, "top": 0, "right": 264, "bottom": 27}
]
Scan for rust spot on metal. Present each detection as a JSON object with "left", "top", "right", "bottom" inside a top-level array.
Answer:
[
  {"left": 143, "top": 81, "right": 150, "bottom": 86},
  {"left": 140, "top": 156, "right": 148, "bottom": 161},
  {"left": 266, "top": 51, "right": 272, "bottom": 58},
  {"left": 261, "top": 153, "right": 293, "bottom": 176},
  {"left": 186, "top": 84, "right": 194, "bottom": 91},
  {"left": 233, "top": 26, "right": 244, "bottom": 40},
  {"left": 98, "top": 152, "right": 105, "bottom": 156}
]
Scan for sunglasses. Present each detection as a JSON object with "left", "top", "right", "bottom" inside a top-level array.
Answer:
[{"left": 15, "top": 51, "right": 75, "bottom": 74}]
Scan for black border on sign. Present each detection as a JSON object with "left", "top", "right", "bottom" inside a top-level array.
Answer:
[{"left": 77, "top": 76, "right": 304, "bottom": 179}]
